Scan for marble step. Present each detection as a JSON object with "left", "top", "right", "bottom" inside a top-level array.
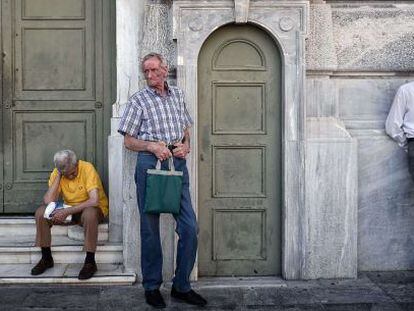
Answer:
[
  {"left": 0, "top": 217, "right": 108, "bottom": 241},
  {"left": 0, "top": 263, "right": 136, "bottom": 285},
  {"left": 0, "top": 235, "right": 122, "bottom": 264},
  {"left": 68, "top": 223, "right": 108, "bottom": 242}
]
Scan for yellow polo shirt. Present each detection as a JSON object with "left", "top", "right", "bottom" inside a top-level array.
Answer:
[{"left": 48, "top": 160, "right": 109, "bottom": 217}]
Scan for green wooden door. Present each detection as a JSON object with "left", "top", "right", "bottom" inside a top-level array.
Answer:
[
  {"left": 198, "top": 24, "right": 282, "bottom": 276},
  {"left": 0, "top": 3, "right": 3, "bottom": 210},
  {"left": 1, "top": 0, "right": 113, "bottom": 213}
]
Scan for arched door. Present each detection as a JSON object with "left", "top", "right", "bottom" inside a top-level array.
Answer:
[{"left": 198, "top": 24, "right": 282, "bottom": 276}]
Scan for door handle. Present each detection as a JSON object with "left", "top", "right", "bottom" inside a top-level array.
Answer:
[
  {"left": 200, "top": 153, "right": 204, "bottom": 161},
  {"left": 5, "top": 183, "right": 12, "bottom": 190},
  {"left": 0, "top": 184, "right": 2, "bottom": 190}
]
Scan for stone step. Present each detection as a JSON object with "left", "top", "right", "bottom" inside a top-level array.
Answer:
[
  {"left": 0, "top": 263, "right": 136, "bottom": 285},
  {"left": 0, "top": 235, "right": 122, "bottom": 264},
  {"left": 0, "top": 217, "right": 108, "bottom": 241},
  {"left": 68, "top": 223, "right": 108, "bottom": 241},
  {"left": 0, "top": 217, "right": 67, "bottom": 236}
]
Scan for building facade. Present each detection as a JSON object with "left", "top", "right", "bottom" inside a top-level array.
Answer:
[
  {"left": 0, "top": 0, "right": 413, "bottom": 282},
  {"left": 110, "top": 0, "right": 414, "bottom": 280}
]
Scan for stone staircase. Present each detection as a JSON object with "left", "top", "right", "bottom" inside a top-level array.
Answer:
[{"left": 0, "top": 217, "right": 135, "bottom": 284}]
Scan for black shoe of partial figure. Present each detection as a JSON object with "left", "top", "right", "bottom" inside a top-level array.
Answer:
[
  {"left": 31, "top": 257, "right": 54, "bottom": 275},
  {"left": 145, "top": 289, "right": 166, "bottom": 309},
  {"left": 171, "top": 287, "right": 207, "bottom": 306},
  {"left": 78, "top": 262, "right": 97, "bottom": 280}
]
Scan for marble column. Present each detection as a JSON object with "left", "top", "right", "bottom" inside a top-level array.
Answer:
[{"left": 109, "top": 0, "right": 144, "bottom": 274}]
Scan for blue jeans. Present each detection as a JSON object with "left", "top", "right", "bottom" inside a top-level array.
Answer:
[{"left": 135, "top": 152, "right": 198, "bottom": 292}]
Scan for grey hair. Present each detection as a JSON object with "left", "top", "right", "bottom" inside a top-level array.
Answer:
[
  {"left": 141, "top": 52, "right": 168, "bottom": 72},
  {"left": 53, "top": 150, "right": 78, "bottom": 171}
]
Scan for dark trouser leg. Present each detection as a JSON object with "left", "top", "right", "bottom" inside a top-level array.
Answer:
[
  {"left": 408, "top": 140, "right": 414, "bottom": 183},
  {"left": 135, "top": 153, "right": 163, "bottom": 291},
  {"left": 172, "top": 157, "right": 198, "bottom": 293}
]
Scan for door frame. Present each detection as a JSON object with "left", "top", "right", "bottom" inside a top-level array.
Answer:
[
  {"left": 1, "top": 0, "right": 13, "bottom": 213},
  {"left": 173, "top": 0, "right": 308, "bottom": 280}
]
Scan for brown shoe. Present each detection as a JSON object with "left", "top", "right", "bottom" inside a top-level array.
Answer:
[
  {"left": 78, "top": 262, "right": 97, "bottom": 280},
  {"left": 31, "top": 258, "right": 54, "bottom": 275}
]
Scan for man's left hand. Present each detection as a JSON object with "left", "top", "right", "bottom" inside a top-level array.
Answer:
[
  {"left": 51, "top": 209, "right": 71, "bottom": 225},
  {"left": 173, "top": 142, "right": 190, "bottom": 159}
]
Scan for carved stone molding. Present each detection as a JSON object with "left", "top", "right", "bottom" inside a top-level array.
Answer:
[
  {"left": 173, "top": 0, "right": 309, "bottom": 280},
  {"left": 279, "top": 16, "right": 295, "bottom": 32},
  {"left": 234, "top": 0, "right": 250, "bottom": 24}
]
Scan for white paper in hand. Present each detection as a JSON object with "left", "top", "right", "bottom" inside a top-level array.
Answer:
[{"left": 44, "top": 202, "right": 72, "bottom": 223}]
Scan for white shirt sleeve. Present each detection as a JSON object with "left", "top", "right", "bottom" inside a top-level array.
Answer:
[{"left": 385, "top": 87, "right": 408, "bottom": 148}]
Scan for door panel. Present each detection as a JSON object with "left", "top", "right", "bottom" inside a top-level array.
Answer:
[
  {"left": 0, "top": 2, "right": 3, "bottom": 211},
  {"left": 198, "top": 25, "right": 282, "bottom": 276},
  {"left": 15, "top": 1, "right": 94, "bottom": 100},
  {"left": 2, "top": 0, "right": 110, "bottom": 213},
  {"left": 22, "top": 0, "right": 85, "bottom": 19}
]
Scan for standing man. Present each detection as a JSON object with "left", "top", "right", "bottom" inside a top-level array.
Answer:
[
  {"left": 31, "top": 149, "right": 108, "bottom": 280},
  {"left": 118, "top": 53, "right": 207, "bottom": 308},
  {"left": 385, "top": 81, "right": 414, "bottom": 180}
]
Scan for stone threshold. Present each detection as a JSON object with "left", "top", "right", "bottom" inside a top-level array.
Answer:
[
  {"left": 195, "top": 276, "right": 287, "bottom": 289},
  {"left": 0, "top": 263, "right": 136, "bottom": 285}
]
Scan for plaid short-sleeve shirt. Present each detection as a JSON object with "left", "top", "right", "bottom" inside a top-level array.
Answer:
[{"left": 118, "top": 85, "right": 193, "bottom": 144}]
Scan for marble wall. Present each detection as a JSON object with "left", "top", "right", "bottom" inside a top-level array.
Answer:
[
  {"left": 307, "top": 1, "right": 414, "bottom": 271},
  {"left": 304, "top": 118, "right": 357, "bottom": 279}
]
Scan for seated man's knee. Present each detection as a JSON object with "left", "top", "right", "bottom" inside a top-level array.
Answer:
[
  {"left": 81, "top": 206, "right": 99, "bottom": 225},
  {"left": 35, "top": 205, "right": 46, "bottom": 221}
]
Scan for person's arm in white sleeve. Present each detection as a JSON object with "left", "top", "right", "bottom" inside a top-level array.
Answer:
[{"left": 385, "top": 87, "right": 408, "bottom": 149}]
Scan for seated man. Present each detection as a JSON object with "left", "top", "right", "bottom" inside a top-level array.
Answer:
[{"left": 31, "top": 149, "right": 109, "bottom": 280}]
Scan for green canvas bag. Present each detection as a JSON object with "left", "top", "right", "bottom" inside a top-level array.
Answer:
[{"left": 144, "top": 157, "right": 183, "bottom": 215}]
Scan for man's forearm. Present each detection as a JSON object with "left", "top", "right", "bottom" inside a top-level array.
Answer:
[
  {"left": 124, "top": 134, "right": 172, "bottom": 160},
  {"left": 385, "top": 117, "right": 407, "bottom": 148},
  {"left": 182, "top": 128, "right": 191, "bottom": 147},
  {"left": 124, "top": 134, "right": 157, "bottom": 152},
  {"left": 67, "top": 200, "right": 97, "bottom": 215},
  {"left": 43, "top": 176, "right": 61, "bottom": 204},
  {"left": 66, "top": 190, "right": 99, "bottom": 215}
]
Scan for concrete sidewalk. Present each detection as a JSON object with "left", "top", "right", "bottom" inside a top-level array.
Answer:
[{"left": 0, "top": 271, "right": 413, "bottom": 310}]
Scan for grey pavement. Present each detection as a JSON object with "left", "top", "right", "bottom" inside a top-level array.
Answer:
[{"left": 0, "top": 271, "right": 413, "bottom": 310}]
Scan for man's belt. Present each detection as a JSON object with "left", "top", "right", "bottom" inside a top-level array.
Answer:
[{"left": 167, "top": 144, "right": 177, "bottom": 152}]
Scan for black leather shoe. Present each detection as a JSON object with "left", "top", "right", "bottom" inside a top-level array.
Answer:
[
  {"left": 78, "top": 262, "right": 97, "bottom": 280},
  {"left": 31, "top": 258, "right": 54, "bottom": 275},
  {"left": 171, "top": 287, "right": 207, "bottom": 306},
  {"left": 145, "top": 289, "right": 166, "bottom": 309}
]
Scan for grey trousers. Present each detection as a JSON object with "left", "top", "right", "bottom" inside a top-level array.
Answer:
[{"left": 408, "top": 139, "right": 414, "bottom": 182}]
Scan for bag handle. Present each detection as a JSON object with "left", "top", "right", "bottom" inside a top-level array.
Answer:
[{"left": 155, "top": 157, "right": 176, "bottom": 172}]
